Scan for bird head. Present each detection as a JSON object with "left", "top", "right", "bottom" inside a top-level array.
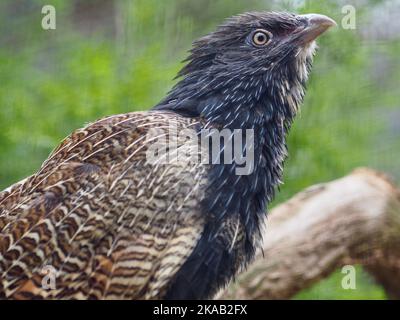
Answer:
[{"left": 159, "top": 12, "right": 336, "bottom": 126}]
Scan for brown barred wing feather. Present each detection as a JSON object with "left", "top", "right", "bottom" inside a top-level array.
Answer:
[{"left": 0, "top": 111, "right": 207, "bottom": 299}]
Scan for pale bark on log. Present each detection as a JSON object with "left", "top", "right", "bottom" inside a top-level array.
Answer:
[{"left": 222, "top": 168, "right": 400, "bottom": 299}]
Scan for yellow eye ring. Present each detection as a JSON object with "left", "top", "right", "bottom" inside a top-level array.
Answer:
[{"left": 252, "top": 29, "right": 271, "bottom": 46}]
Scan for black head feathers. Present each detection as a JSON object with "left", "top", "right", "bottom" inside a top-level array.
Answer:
[{"left": 156, "top": 11, "right": 335, "bottom": 126}]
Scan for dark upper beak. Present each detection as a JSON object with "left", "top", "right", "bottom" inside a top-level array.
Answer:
[{"left": 296, "top": 13, "right": 337, "bottom": 44}]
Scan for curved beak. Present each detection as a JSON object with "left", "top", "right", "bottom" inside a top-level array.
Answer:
[{"left": 296, "top": 13, "right": 337, "bottom": 44}]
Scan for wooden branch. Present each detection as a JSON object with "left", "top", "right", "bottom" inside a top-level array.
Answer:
[{"left": 221, "top": 168, "right": 400, "bottom": 299}]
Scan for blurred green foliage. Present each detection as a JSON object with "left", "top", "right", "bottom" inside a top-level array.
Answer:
[{"left": 0, "top": 0, "right": 398, "bottom": 299}]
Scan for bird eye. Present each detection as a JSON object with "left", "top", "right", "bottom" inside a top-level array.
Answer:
[{"left": 252, "top": 29, "right": 271, "bottom": 46}]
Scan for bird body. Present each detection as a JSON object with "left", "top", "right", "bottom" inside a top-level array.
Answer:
[{"left": 0, "top": 12, "right": 335, "bottom": 299}]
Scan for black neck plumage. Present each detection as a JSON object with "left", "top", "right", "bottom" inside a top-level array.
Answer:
[{"left": 155, "top": 72, "right": 301, "bottom": 249}]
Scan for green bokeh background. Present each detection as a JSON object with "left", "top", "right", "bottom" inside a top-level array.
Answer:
[{"left": 0, "top": 0, "right": 399, "bottom": 299}]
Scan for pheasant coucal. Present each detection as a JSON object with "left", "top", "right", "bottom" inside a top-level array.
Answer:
[{"left": 0, "top": 12, "right": 335, "bottom": 299}]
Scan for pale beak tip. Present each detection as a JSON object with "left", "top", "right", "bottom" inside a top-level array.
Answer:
[{"left": 302, "top": 13, "right": 337, "bottom": 28}]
